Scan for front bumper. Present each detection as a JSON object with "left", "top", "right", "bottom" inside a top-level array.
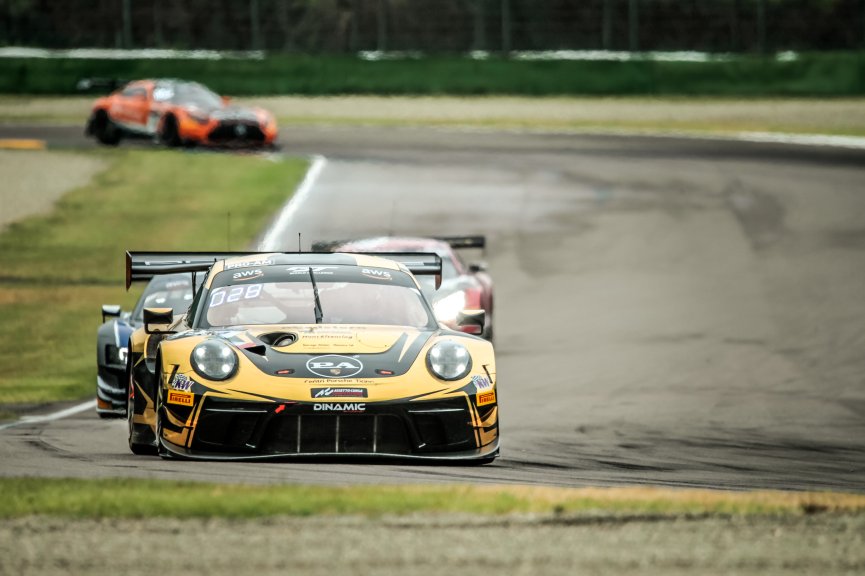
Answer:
[
  {"left": 161, "top": 395, "right": 498, "bottom": 461},
  {"left": 96, "top": 367, "right": 126, "bottom": 416}
]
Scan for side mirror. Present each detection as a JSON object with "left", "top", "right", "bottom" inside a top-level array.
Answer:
[
  {"left": 102, "top": 304, "right": 122, "bottom": 323},
  {"left": 143, "top": 307, "right": 176, "bottom": 335},
  {"left": 456, "top": 309, "right": 485, "bottom": 335},
  {"left": 468, "top": 262, "right": 487, "bottom": 273}
]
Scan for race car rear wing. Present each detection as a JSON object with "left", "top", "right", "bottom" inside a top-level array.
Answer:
[
  {"left": 435, "top": 235, "right": 486, "bottom": 250},
  {"left": 126, "top": 251, "right": 248, "bottom": 289},
  {"left": 369, "top": 252, "right": 442, "bottom": 288},
  {"left": 76, "top": 77, "right": 127, "bottom": 93},
  {"left": 126, "top": 251, "right": 442, "bottom": 289}
]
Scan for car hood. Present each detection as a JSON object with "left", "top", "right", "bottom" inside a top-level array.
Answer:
[
  {"left": 167, "top": 325, "right": 438, "bottom": 380},
  {"left": 210, "top": 106, "right": 263, "bottom": 123}
]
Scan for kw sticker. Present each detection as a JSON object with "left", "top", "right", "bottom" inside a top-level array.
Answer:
[
  {"left": 476, "top": 390, "right": 496, "bottom": 406},
  {"left": 170, "top": 374, "right": 195, "bottom": 392},
  {"left": 471, "top": 375, "right": 493, "bottom": 392},
  {"left": 167, "top": 390, "right": 194, "bottom": 406}
]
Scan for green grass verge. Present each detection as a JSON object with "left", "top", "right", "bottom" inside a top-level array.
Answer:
[
  {"left": 2, "top": 52, "right": 864, "bottom": 96},
  {"left": 2, "top": 477, "right": 864, "bottom": 519},
  {"left": 0, "top": 150, "right": 308, "bottom": 405}
]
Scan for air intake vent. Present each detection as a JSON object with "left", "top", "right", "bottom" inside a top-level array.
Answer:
[{"left": 259, "top": 332, "right": 298, "bottom": 347}]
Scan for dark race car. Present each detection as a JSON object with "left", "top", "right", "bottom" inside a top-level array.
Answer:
[
  {"left": 84, "top": 78, "right": 278, "bottom": 148},
  {"left": 96, "top": 273, "right": 198, "bottom": 417},
  {"left": 316, "top": 236, "right": 494, "bottom": 341}
]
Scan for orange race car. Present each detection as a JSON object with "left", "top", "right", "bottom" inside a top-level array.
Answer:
[{"left": 84, "top": 79, "right": 278, "bottom": 148}]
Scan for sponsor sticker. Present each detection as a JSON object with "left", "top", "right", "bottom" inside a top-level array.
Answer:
[
  {"left": 361, "top": 268, "right": 392, "bottom": 281},
  {"left": 312, "top": 387, "right": 368, "bottom": 399},
  {"left": 476, "top": 390, "right": 496, "bottom": 406},
  {"left": 471, "top": 375, "right": 493, "bottom": 392},
  {"left": 170, "top": 373, "right": 195, "bottom": 392},
  {"left": 225, "top": 258, "right": 273, "bottom": 270},
  {"left": 232, "top": 269, "right": 264, "bottom": 281},
  {"left": 306, "top": 355, "right": 363, "bottom": 378},
  {"left": 314, "top": 403, "right": 366, "bottom": 412},
  {"left": 167, "top": 390, "right": 194, "bottom": 406},
  {"left": 287, "top": 266, "right": 336, "bottom": 275}
]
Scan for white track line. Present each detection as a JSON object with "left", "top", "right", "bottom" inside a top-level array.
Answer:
[
  {"left": 1, "top": 156, "right": 327, "bottom": 432},
  {"left": 258, "top": 154, "right": 327, "bottom": 251},
  {"left": 0, "top": 399, "right": 96, "bottom": 431}
]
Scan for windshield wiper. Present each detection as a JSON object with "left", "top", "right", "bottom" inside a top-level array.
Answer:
[{"left": 308, "top": 267, "right": 323, "bottom": 324}]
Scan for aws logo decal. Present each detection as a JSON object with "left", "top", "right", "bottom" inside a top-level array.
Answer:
[
  {"left": 361, "top": 268, "right": 392, "bottom": 281},
  {"left": 306, "top": 355, "right": 363, "bottom": 378},
  {"left": 232, "top": 269, "right": 263, "bottom": 281}
]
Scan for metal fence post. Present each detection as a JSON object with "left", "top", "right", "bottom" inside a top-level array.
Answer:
[
  {"left": 251, "top": 0, "right": 262, "bottom": 50},
  {"left": 122, "top": 0, "right": 133, "bottom": 48},
  {"left": 473, "top": 0, "right": 487, "bottom": 52},
  {"left": 603, "top": 0, "right": 613, "bottom": 50},
  {"left": 501, "top": 0, "right": 511, "bottom": 54},
  {"left": 377, "top": 0, "right": 387, "bottom": 51},
  {"left": 729, "top": 0, "right": 740, "bottom": 52},
  {"left": 629, "top": 0, "right": 639, "bottom": 51},
  {"left": 153, "top": 0, "right": 163, "bottom": 48},
  {"left": 757, "top": 0, "right": 767, "bottom": 53}
]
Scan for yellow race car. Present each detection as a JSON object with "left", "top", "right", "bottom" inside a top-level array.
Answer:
[{"left": 125, "top": 251, "right": 499, "bottom": 463}]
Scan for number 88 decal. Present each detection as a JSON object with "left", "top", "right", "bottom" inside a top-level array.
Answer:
[{"left": 209, "top": 284, "right": 262, "bottom": 308}]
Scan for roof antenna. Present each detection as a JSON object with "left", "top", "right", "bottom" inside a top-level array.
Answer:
[
  {"left": 226, "top": 211, "right": 231, "bottom": 250},
  {"left": 298, "top": 232, "right": 302, "bottom": 253}
]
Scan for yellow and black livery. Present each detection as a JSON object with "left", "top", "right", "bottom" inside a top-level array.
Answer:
[{"left": 125, "top": 251, "right": 499, "bottom": 463}]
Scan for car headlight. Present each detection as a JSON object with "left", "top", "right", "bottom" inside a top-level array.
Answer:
[
  {"left": 427, "top": 340, "right": 472, "bottom": 381},
  {"left": 433, "top": 291, "right": 466, "bottom": 323},
  {"left": 187, "top": 111, "right": 209, "bottom": 124},
  {"left": 191, "top": 339, "right": 237, "bottom": 381}
]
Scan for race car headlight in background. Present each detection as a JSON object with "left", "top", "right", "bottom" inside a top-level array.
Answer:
[
  {"left": 186, "top": 111, "right": 210, "bottom": 125},
  {"left": 191, "top": 339, "right": 237, "bottom": 381},
  {"left": 433, "top": 291, "right": 466, "bottom": 323},
  {"left": 427, "top": 340, "right": 472, "bottom": 381}
]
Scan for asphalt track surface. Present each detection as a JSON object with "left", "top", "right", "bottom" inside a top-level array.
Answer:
[{"left": 2, "top": 124, "right": 865, "bottom": 492}]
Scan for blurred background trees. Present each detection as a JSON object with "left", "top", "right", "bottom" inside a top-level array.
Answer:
[{"left": 1, "top": 0, "right": 863, "bottom": 53}]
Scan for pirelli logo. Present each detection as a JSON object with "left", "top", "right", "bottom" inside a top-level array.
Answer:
[
  {"left": 477, "top": 391, "right": 496, "bottom": 406},
  {"left": 167, "top": 390, "right": 194, "bottom": 407}
]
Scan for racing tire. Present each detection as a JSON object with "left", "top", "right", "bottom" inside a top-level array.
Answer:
[
  {"left": 155, "top": 368, "right": 172, "bottom": 459},
  {"left": 127, "top": 366, "right": 157, "bottom": 456},
  {"left": 159, "top": 115, "right": 182, "bottom": 148},
  {"left": 92, "top": 110, "right": 121, "bottom": 146}
]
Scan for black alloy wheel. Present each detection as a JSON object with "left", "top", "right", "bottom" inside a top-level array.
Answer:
[
  {"left": 93, "top": 111, "right": 121, "bottom": 146},
  {"left": 159, "top": 115, "right": 182, "bottom": 147}
]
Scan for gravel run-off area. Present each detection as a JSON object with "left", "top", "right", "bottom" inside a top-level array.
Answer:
[
  {"left": 2, "top": 513, "right": 863, "bottom": 576},
  {"left": 0, "top": 149, "right": 105, "bottom": 230}
]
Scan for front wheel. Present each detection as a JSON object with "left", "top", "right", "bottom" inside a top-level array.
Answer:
[
  {"left": 91, "top": 111, "right": 121, "bottom": 146},
  {"left": 155, "top": 369, "right": 172, "bottom": 459},
  {"left": 159, "top": 115, "right": 182, "bottom": 148},
  {"left": 127, "top": 366, "right": 156, "bottom": 456}
]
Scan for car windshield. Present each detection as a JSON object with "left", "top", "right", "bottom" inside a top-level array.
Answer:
[
  {"left": 204, "top": 280, "right": 432, "bottom": 328},
  {"left": 164, "top": 82, "right": 223, "bottom": 109},
  {"left": 132, "top": 276, "right": 195, "bottom": 322}
]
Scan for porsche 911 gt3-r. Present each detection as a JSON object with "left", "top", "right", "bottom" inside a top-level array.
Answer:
[{"left": 125, "top": 251, "right": 499, "bottom": 463}]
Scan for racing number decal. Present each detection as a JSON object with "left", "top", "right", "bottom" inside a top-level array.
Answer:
[{"left": 210, "top": 284, "right": 262, "bottom": 307}]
